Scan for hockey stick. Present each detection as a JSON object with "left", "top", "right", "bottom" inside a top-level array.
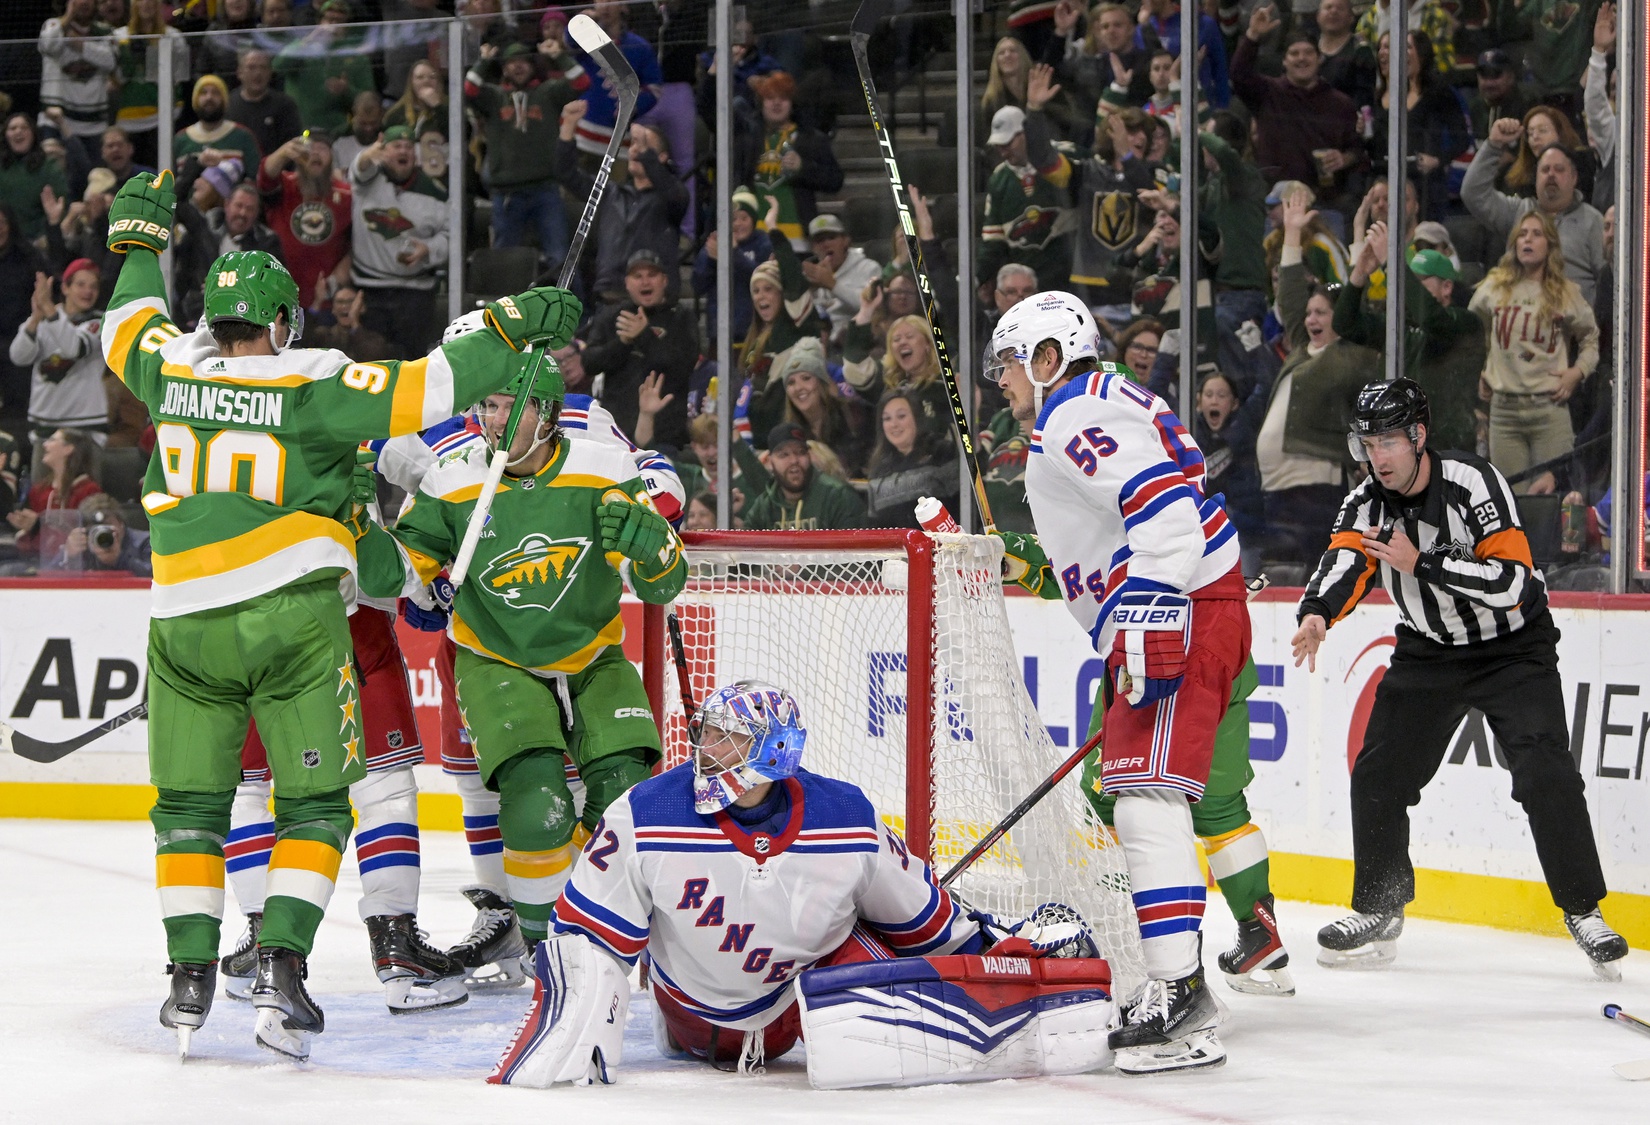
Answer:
[
  {"left": 665, "top": 611, "right": 699, "bottom": 722},
  {"left": 849, "top": 0, "right": 996, "bottom": 534},
  {"left": 450, "top": 13, "right": 640, "bottom": 589},
  {"left": 0, "top": 702, "right": 149, "bottom": 764},
  {"left": 1602, "top": 1005, "right": 1650, "bottom": 1080},
  {"left": 940, "top": 575, "right": 1272, "bottom": 888}
]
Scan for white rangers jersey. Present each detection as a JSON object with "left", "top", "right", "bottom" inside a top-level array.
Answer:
[
  {"left": 1025, "top": 368, "right": 1241, "bottom": 652},
  {"left": 370, "top": 394, "right": 685, "bottom": 521},
  {"left": 552, "top": 765, "right": 980, "bottom": 1031}
]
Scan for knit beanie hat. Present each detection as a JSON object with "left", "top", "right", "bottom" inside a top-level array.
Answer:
[
  {"left": 192, "top": 74, "right": 229, "bottom": 109},
  {"left": 750, "top": 259, "right": 781, "bottom": 295},
  {"left": 732, "top": 186, "right": 761, "bottom": 221}
]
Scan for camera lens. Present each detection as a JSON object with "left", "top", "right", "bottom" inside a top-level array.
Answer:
[{"left": 91, "top": 525, "right": 117, "bottom": 551}]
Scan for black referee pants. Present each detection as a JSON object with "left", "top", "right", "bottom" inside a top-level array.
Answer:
[{"left": 1350, "top": 613, "right": 1608, "bottom": 916}]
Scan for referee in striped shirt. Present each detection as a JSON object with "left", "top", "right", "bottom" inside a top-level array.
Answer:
[{"left": 1289, "top": 379, "right": 1627, "bottom": 977}]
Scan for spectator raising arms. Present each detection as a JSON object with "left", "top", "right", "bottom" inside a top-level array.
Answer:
[
  {"left": 978, "top": 70, "right": 1075, "bottom": 308},
  {"left": 864, "top": 388, "right": 959, "bottom": 530},
  {"left": 10, "top": 262, "right": 109, "bottom": 444},
  {"left": 0, "top": 115, "right": 71, "bottom": 244},
  {"left": 111, "top": 0, "right": 191, "bottom": 169},
  {"left": 274, "top": 0, "right": 377, "bottom": 136},
  {"left": 801, "top": 214, "right": 881, "bottom": 347},
  {"left": 737, "top": 71, "right": 843, "bottom": 252},
  {"left": 554, "top": 103, "right": 686, "bottom": 301},
  {"left": 1463, "top": 117, "right": 1606, "bottom": 304},
  {"left": 469, "top": 42, "right": 584, "bottom": 271},
  {"left": 1501, "top": 106, "right": 1587, "bottom": 198},
  {"left": 348, "top": 126, "right": 449, "bottom": 357},
  {"left": 1248, "top": 189, "right": 1374, "bottom": 564},
  {"left": 568, "top": 0, "right": 661, "bottom": 158},
  {"left": 1233, "top": 8, "right": 1363, "bottom": 212},
  {"left": 1067, "top": 108, "right": 1160, "bottom": 315},
  {"left": 1469, "top": 212, "right": 1599, "bottom": 485},
  {"left": 258, "top": 132, "right": 353, "bottom": 309},
  {"left": 39, "top": 0, "right": 120, "bottom": 151},
  {"left": 739, "top": 195, "right": 817, "bottom": 438}
]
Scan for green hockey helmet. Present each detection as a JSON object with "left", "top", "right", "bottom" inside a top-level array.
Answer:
[
  {"left": 203, "top": 250, "right": 303, "bottom": 347},
  {"left": 475, "top": 348, "right": 567, "bottom": 467}
]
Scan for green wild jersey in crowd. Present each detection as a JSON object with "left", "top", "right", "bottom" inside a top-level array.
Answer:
[
  {"left": 100, "top": 251, "right": 531, "bottom": 618},
  {"left": 359, "top": 437, "right": 686, "bottom": 676}
]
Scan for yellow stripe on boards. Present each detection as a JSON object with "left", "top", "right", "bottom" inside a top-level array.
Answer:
[
  {"left": 502, "top": 845, "right": 575, "bottom": 879},
  {"left": 388, "top": 357, "right": 429, "bottom": 435},
  {"left": 152, "top": 511, "right": 356, "bottom": 585},
  {"left": 156, "top": 852, "right": 225, "bottom": 888}
]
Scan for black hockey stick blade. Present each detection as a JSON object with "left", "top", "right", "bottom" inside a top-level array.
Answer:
[
  {"left": 665, "top": 611, "right": 698, "bottom": 722},
  {"left": 1604, "top": 1004, "right": 1650, "bottom": 1039},
  {"left": 849, "top": 0, "right": 996, "bottom": 532},
  {"left": 1, "top": 702, "right": 149, "bottom": 764}
]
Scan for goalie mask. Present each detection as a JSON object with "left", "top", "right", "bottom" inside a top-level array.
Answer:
[
  {"left": 983, "top": 291, "right": 1100, "bottom": 416},
  {"left": 690, "top": 680, "right": 806, "bottom": 814}
]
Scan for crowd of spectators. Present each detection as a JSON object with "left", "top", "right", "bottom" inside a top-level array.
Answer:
[{"left": 0, "top": 0, "right": 1630, "bottom": 578}]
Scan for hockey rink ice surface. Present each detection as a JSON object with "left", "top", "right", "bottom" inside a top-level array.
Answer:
[{"left": 4, "top": 819, "right": 1644, "bottom": 1123}]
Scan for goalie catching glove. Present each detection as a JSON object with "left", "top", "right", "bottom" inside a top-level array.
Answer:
[
  {"left": 106, "top": 169, "right": 176, "bottom": 255},
  {"left": 483, "top": 287, "right": 583, "bottom": 352},
  {"left": 599, "top": 496, "right": 679, "bottom": 572},
  {"left": 1106, "top": 591, "right": 1190, "bottom": 708}
]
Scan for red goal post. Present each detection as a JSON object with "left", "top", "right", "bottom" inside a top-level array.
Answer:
[{"left": 640, "top": 529, "right": 1145, "bottom": 988}]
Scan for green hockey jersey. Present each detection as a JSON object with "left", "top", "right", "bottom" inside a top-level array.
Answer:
[
  {"left": 100, "top": 249, "right": 528, "bottom": 617},
  {"left": 359, "top": 437, "right": 686, "bottom": 676}
]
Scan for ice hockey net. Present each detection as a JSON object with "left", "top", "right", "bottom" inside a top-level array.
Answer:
[{"left": 641, "top": 529, "right": 1145, "bottom": 992}]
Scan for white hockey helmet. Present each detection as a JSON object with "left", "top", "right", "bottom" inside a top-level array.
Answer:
[
  {"left": 442, "top": 308, "right": 488, "bottom": 345},
  {"left": 984, "top": 291, "right": 1101, "bottom": 413}
]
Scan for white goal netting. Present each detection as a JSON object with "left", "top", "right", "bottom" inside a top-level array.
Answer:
[{"left": 657, "top": 531, "right": 1145, "bottom": 992}]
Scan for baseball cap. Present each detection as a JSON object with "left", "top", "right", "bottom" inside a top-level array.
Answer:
[
  {"left": 625, "top": 248, "right": 667, "bottom": 275},
  {"left": 502, "top": 42, "right": 535, "bottom": 62},
  {"left": 61, "top": 257, "right": 98, "bottom": 286},
  {"left": 1266, "top": 179, "right": 1314, "bottom": 206},
  {"left": 986, "top": 105, "right": 1026, "bottom": 146},
  {"left": 807, "top": 213, "right": 847, "bottom": 239},
  {"left": 1409, "top": 249, "right": 1460, "bottom": 282},
  {"left": 381, "top": 125, "right": 415, "bottom": 144},
  {"left": 767, "top": 421, "right": 809, "bottom": 451},
  {"left": 1476, "top": 49, "right": 1513, "bottom": 75},
  {"left": 83, "top": 167, "right": 116, "bottom": 201}
]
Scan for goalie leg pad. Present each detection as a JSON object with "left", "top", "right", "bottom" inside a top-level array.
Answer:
[
  {"left": 488, "top": 934, "right": 629, "bottom": 1087},
  {"left": 350, "top": 766, "right": 420, "bottom": 920},
  {"left": 795, "top": 954, "right": 1116, "bottom": 1090}
]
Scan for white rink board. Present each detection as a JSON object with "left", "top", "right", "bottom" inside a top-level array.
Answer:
[
  {"left": 5, "top": 585, "right": 1650, "bottom": 898},
  {"left": 1004, "top": 593, "right": 1650, "bottom": 897}
]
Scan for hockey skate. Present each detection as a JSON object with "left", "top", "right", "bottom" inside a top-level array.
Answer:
[
  {"left": 1218, "top": 895, "right": 1295, "bottom": 996},
  {"left": 1109, "top": 969, "right": 1227, "bottom": 1075},
  {"left": 367, "top": 913, "right": 469, "bottom": 1013},
  {"left": 219, "top": 912, "right": 261, "bottom": 1001},
  {"left": 1565, "top": 908, "right": 1628, "bottom": 982},
  {"left": 159, "top": 961, "right": 216, "bottom": 1060},
  {"left": 447, "top": 888, "right": 528, "bottom": 990},
  {"left": 251, "top": 947, "right": 324, "bottom": 1061},
  {"left": 1317, "top": 910, "right": 1403, "bottom": 968}
]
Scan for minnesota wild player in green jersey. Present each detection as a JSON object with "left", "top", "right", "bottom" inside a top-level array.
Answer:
[
  {"left": 98, "top": 169, "right": 582, "bottom": 1061},
  {"left": 357, "top": 348, "right": 686, "bottom": 951}
]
